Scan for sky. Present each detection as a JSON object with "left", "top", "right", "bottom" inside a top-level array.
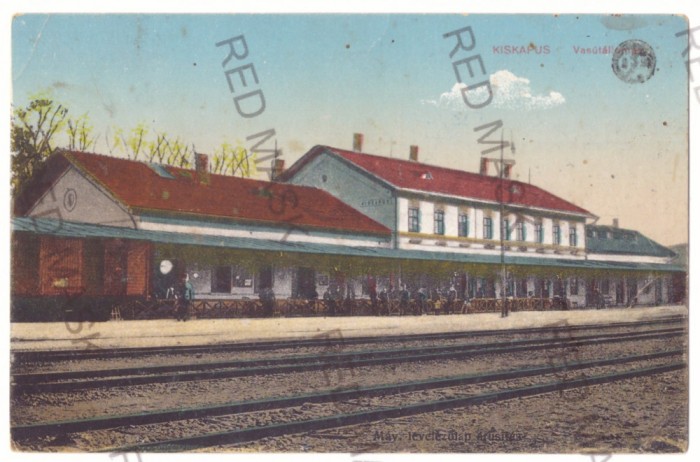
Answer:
[{"left": 11, "top": 13, "right": 690, "bottom": 246}]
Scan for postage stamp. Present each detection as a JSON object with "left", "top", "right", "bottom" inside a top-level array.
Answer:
[{"left": 5, "top": 6, "right": 695, "bottom": 460}]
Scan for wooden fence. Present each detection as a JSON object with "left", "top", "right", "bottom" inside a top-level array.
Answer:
[{"left": 110, "top": 296, "right": 573, "bottom": 320}]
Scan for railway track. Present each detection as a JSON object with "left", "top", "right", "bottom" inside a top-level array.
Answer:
[
  {"left": 11, "top": 350, "right": 685, "bottom": 451},
  {"left": 12, "top": 315, "right": 685, "bottom": 365},
  {"left": 12, "top": 326, "right": 684, "bottom": 393}
]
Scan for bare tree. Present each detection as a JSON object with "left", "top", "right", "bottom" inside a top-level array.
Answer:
[
  {"left": 146, "top": 132, "right": 168, "bottom": 163},
  {"left": 113, "top": 123, "right": 149, "bottom": 160},
  {"left": 112, "top": 125, "right": 193, "bottom": 168},
  {"left": 162, "top": 136, "right": 193, "bottom": 168},
  {"left": 212, "top": 141, "right": 255, "bottom": 177},
  {"left": 67, "top": 114, "right": 97, "bottom": 151},
  {"left": 12, "top": 92, "right": 256, "bottom": 201}
]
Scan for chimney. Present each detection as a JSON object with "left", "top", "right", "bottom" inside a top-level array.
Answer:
[
  {"left": 612, "top": 218, "right": 619, "bottom": 228},
  {"left": 353, "top": 133, "right": 364, "bottom": 152},
  {"left": 272, "top": 158, "right": 285, "bottom": 181},
  {"left": 409, "top": 145, "right": 419, "bottom": 162},
  {"left": 195, "top": 153, "right": 210, "bottom": 184},
  {"left": 503, "top": 161, "right": 513, "bottom": 179},
  {"left": 479, "top": 157, "right": 489, "bottom": 175}
]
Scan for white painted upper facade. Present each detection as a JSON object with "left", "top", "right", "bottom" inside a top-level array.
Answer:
[{"left": 395, "top": 195, "right": 587, "bottom": 259}]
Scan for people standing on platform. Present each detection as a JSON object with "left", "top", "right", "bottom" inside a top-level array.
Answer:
[
  {"left": 175, "top": 273, "right": 194, "bottom": 321},
  {"left": 324, "top": 284, "right": 339, "bottom": 316},
  {"left": 307, "top": 286, "right": 319, "bottom": 313},
  {"left": 417, "top": 286, "right": 428, "bottom": 315},
  {"left": 260, "top": 286, "right": 276, "bottom": 317},
  {"left": 368, "top": 277, "right": 378, "bottom": 314},
  {"left": 399, "top": 284, "right": 410, "bottom": 315},
  {"left": 378, "top": 287, "right": 388, "bottom": 315},
  {"left": 447, "top": 285, "right": 457, "bottom": 314}
]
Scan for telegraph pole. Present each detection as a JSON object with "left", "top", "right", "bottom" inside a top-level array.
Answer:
[{"left": 499, "top": 128, "right": 508, "bottom": 318}]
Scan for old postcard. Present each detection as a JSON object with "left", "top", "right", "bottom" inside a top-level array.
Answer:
[{"left": 7, "top": 11, "right": 692, "bottom": 457}]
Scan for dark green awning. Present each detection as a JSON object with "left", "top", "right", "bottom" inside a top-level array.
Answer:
[{"left": 13, "top": 217, "right": 685, "bottom": 274}]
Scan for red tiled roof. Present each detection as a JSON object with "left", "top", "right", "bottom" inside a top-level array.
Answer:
[
  {"left": 46, "top": 151, "right": 392, "bottom": 237},
  {"left": 289, "top": 146, "right": 591, "bottom": 216}
]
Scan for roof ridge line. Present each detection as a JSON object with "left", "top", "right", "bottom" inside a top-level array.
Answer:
[
  {"left": 322, "top": 145, "right": 592, "bottom": 217},
  {"left": 323, "top": 145, "right": 568, "bottom": 192}
]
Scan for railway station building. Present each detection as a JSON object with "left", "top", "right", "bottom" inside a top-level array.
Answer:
[
  {"left": 10, "top": 142, "right": 685, "bottom": 321},
  {"left": 279, "top": 142, "right": 684, "bottom": 309}
]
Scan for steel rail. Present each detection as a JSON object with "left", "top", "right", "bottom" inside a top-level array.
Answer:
[
  {"left": 12, "top": 315, "right": 685, "bottom": 363},
  {"left": 12, "top": 326, "right": 684, "bottom": 383},
  {"left": 11, "top": 348, "right": 683, "bottom": 441},
  {"left": 13, "top": 329, "right": 684, "bottom": 394},
  {"left": 103, "top": 360, "right": 686, "bottom": 452}
]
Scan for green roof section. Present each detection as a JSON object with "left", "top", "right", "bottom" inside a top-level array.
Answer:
[
  {"left": 585, "top": 225, "right": 677, "bottom": 258},
  {"left": 669, "top": 243, "right": 688, "bottom": 267},
  {"left": 13, "top": 217, "right": 685, "bottom": 274}
]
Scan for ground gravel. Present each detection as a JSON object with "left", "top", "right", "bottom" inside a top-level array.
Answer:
[
  {"left": 11, "top": 327, "right": 686, "bottom": 453},
  {"left": 12, "top": 360, "right": 685, "bottom": 452}
]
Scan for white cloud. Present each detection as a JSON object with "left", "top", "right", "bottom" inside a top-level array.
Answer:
[{"left": 423, "top": 70, "right": 565, "bottom": 111}]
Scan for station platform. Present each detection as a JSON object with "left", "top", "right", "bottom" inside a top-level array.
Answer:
[{"left": 10, "top": 305, "right": 688, "bottom": 352}]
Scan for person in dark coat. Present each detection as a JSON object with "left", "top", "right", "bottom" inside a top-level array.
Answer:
[
  {"left": 368, "top": 277, "right": 378, "bottom": 315},
  {"left": 416, "top": 287, "right": 428, "bottom": 315},
  {"left": 260, "top": 286, "right": 276, "bottom": 317},
  {"left": 324, "top": 287, "right": 337, "bottom": 316},
  {"left": 175, "top": 273, "right": 194, "bottom": 321},
  {"left": 399, "top": 285, "right": 410, "bottom": 315},
  {"left": 446, "top": 285, "right": 457, "bottom": 314},
  {"left": 378, "top": 287, "right": 388, "bottom": 315}
]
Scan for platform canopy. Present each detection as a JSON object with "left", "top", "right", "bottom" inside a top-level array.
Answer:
[{"left": 13, "top": 217, "right": 685, "bottom": 276}]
